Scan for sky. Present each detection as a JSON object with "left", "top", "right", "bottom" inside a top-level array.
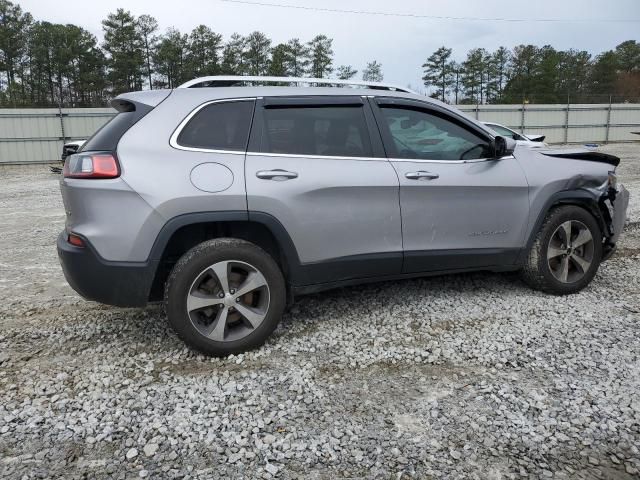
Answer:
[{"left": 16, "top": 0, "right": 640, "bottom": 90}]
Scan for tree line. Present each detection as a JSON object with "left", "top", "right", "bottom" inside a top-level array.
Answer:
[
  {"left": 0, "top": 0, "right": 638, "bottom": 107},
  {"left": 424, "top": 41, "right": 640, "bottom": 104},
  {"left": 0, "top": 1, "right": 383, "bottom": 107}
]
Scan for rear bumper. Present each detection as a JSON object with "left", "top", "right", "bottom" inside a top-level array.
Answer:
[{"left": 57, "top": 232, "right": 156, "bottom": 307}]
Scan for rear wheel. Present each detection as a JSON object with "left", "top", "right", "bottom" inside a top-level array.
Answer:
[
  {"left": 164, "top": 238, "right": 286, "bottom": 356},
  {"left": 520, "top": 206, "right": 603, "bottom": 295}
]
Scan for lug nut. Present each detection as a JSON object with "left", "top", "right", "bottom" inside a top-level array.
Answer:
[
  {"left": 230, "top": 289, "right": 235, "bottom": 294},
  {"left": 236, "top": 298, "right": 240, "bottom": 303},
  {"left": 218, "top": 293, "right": 224, "bottom": 298}
]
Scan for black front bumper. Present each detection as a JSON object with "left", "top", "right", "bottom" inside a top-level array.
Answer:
[{"left": 57, "top": 232, "right": 157, "bottom": 307}]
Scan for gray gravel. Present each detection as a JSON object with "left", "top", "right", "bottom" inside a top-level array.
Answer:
[{"left": 1, "top": 144, "right": 639, "bottom": 479}]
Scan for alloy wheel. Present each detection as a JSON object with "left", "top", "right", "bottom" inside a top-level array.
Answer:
[
  {"left": 186, "top": 260, "right": 270, "bottom": 342},
  {"left": 546, "top": 220, "right": 594, "bottom": 283}
]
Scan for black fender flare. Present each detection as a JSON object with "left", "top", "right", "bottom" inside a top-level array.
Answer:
[
  {"left": 518, "top": 189, "right": 610, "bottom": 264},
  {"left": 147, "top": 210, "right": 303, "bottom": 282}
]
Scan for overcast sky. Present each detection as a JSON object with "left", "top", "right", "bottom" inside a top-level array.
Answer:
[{"left": 17, "top": 0, "right": 640, "bottom": 89}]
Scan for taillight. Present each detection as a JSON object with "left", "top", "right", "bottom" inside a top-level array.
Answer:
[{"left": 63, "top": 152, "right": 120, "bottom": 179}]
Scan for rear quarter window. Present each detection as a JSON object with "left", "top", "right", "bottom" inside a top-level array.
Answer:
[{"left": 176, "top": 100, "right": 255, "bottom": 151}]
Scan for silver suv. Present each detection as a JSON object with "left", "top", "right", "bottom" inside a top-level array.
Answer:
[{"left": 57, "top": 76, "right": 630, "bottom": 356}]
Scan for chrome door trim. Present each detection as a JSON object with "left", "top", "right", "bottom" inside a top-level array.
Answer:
[
  {"left": 388, "top": 155, "right": 515, "bottom": 164},
  {"left": 169, "top": 97, "right": 257, "bottom": 154}
]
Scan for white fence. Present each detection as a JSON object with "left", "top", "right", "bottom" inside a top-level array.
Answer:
[
  {"left": 1, "top": 103, "right": 639, "bottom": 164},
  {"left": 457, "top": 103, "right": 640, "bottom": 144}
]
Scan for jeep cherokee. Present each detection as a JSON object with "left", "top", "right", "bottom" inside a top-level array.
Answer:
[{"left": 57, "top": 76, "right": 630, "bottom": 356}]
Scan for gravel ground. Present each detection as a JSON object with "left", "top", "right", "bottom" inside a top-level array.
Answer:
[{"left": 1, "top": 144, "right": 639, "bottom": 479}]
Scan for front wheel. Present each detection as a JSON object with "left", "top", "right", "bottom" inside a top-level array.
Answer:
[
  {"left": 520, "top": 206, "right": 603, "bottom": 295},
  {"left": 164, "top": 238, "right": 286, "bottom": 356}
]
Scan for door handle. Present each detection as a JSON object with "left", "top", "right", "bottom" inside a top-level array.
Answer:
[
  {"left": 405, "top": 171, "right": 439, "bottom": 180},
  {"left": 256, "top": 169, "right": 299, "bottom": 181}
]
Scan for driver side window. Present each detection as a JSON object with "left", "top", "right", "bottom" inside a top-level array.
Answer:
[{"left": 380, "top": 106, "right": 492, "bottom": 161}]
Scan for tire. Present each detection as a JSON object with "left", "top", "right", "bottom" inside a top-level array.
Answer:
[
  {"left": 520, "top": 205, "right": 603, "bottom": 295},
  {"left": 164, "top": 238, "right": 286, "bottom": 356}
]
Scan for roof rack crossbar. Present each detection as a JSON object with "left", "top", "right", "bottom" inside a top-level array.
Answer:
[{"left": 177, "top": 76, "right": 417, "bottom": 94}]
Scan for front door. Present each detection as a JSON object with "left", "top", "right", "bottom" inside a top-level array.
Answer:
[
  {"left": 370, "top": 98, "right": 530, "bottom": 274},
  {"left": 245, "top": 97, "right": 403, "bottom": 286}
]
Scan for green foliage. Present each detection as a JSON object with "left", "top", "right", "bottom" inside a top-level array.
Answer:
[
  {"left": 268, "top": 43, "right": 288, "bottom": 76},
  {"left": 308, "top": 35, "right": 333, "bottom": 78},
  {"left": 186, "top": 25, "right": 222, "bottom": 78},
  {"left": 0, "top": 0, "right": 31, "bottom": 104},
  {"left": 422, "top": 46, "right": 453, "bottom": 102},
  {"left": 336, "top": 65, "right": 357, "bottom": 80},
  {"left": 153, "top": 28, "right": 188, "bottom": 89},
  {"left": 362, "top": 61, "right": 383, "bottom": 82},
  {"left": 245, "top": 31, "right": 271, "bottom": 76},
  {"left": 283, "top": 38, "right": 309, "bottom": 77},
  {"left": 615, "top": 40, "right": 640, "bottom": 73},
  {"left": 1, "top": 0, "right": 638, "bottom": 107},
  {"left": 102, "top": 8, "right": 144, "bottom": 94},
  {"left": 137, "top": 14, "right": 158, "bottom": 89},
  {"left": 220, "top": 33, "right": 247, "bottom": 75}
]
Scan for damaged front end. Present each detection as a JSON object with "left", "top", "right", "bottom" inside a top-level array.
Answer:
[{"left": 569, "top": 172, "right": 630, "bottom": 261}]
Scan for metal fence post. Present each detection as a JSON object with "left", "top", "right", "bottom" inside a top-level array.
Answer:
[
  {"left": 605, "top": 95, "right": 612, "bottom": 144},
  {"left": 58, "top": 103, "right": 66, "bottom": 144},
  {"left": 520, "top": 100, "right": 525, "bottom": 133},
  {"left": 564, "top": 95, "right": 570, "bottom": 144}
]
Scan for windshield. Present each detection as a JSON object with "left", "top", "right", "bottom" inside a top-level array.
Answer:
[{"left": 486, "top": 123, "right": 520, "bottom": 139}]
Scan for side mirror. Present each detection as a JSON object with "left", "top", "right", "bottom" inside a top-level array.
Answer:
[{"left": 493, "top": 135, "right": 516, "bottom": 158}]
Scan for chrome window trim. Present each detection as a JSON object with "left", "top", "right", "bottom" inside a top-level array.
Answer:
[
  {"left": 388, "top": 155, "right": 515, "bottom": 164},
  {"left": 169, "top": 97, "right": 257, "bottom": 154},
  {"left": 246, "top": 151, "right": 386, "bottom": 162}
]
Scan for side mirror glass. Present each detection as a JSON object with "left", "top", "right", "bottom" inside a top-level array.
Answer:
[{"left": 494, "top": 135, "right": 516, "bottom": 158}]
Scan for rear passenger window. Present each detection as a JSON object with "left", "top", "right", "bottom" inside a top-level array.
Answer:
[
  {"left": 177, "top": 100, "right": 254, "bottom": 151},
  {"left": 261, "top": 106, "right": 372, "bottom": 157}
]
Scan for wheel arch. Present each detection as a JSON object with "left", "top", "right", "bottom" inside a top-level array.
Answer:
[
  {"left": 523, "top": 190, "right": 609, "bottom": 254},
  {"left": 147, "top": 211, "right": 301, "bottom": 301}
]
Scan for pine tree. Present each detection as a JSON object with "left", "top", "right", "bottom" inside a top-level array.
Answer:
[
  {"left": 186, "top": 25, "right": 223, "bottom": 78},
  {"left": 283, "top": 38, "right": 309, "bottom": 77},
  {"left": 307, "top": 35, "right": 333, "bottom": 78},
  {"left": 268, "top": 43, "right": 288, "bottom": 76},
  {"left": 102, "top": 9, "right": 144, "bottom": 94},
  {"left": 615, "top": 40, "right": 640, "bottom": 73},
  {"left": 221, "top": 33, "right": 246, "bottom": 75},
  {"left": 362, "top": 61, "right": 383, "bottom": 82},
  {"left": 0, "top": 0, "right": 32, "bottom": 105},
  {"left": 137, "top": 15, "right": 158, "bottom": 90},
  {"left": 461, "top": 48, "right": 490, "bottom": 104},
  {"left": 153, "top": 28, "right": 188, "bottom": 89},
  {"left": 244, "top": 31, "right": 271, "bottom": 76},
  {"left": 487, "top": 47, "right": 511, "bottom": 103},
  {"left": 422, "top": 47, "right": 453, "bottom": 102},
  {"left": 336, "top": 65, "right": 357, "bottom": 80}
]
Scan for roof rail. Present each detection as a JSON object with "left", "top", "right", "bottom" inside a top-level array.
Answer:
[{"left": 177, "top": 76, "right": 417, "bottom": 94}]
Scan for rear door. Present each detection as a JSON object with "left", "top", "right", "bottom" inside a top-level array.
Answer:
[
  {"left": 245, "top": 96, "right": 402, "bottom": 286},
  {"left": 370, "top": 98, "right": 530, "bottom": 273}
]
